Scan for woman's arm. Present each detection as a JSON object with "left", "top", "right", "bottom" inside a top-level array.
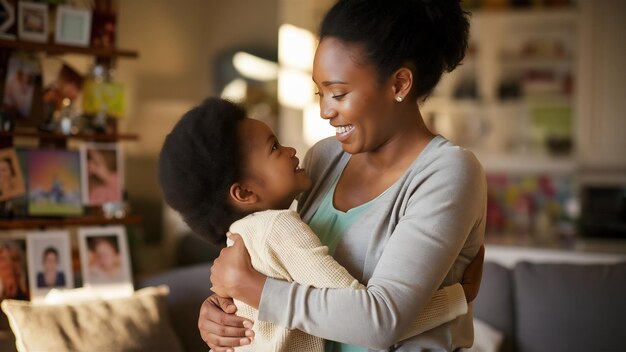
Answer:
[
  {"left": 211, "top": 206, "right": 483, "bottom": 347},
  {"left": 258, "top": 156, "right": 486, "bottom": 348}
]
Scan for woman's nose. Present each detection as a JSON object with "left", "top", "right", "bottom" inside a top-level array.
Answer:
[{"left": 319, "top": 100, "right": 338, "bottom": 120}]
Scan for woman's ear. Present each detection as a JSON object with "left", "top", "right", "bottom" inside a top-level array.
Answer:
[
  {"left": 229, "top": 182, "right": 258, "bottom": 205},
  {"left": 392, "top": 67, "right": 413, "bottom": 102}
]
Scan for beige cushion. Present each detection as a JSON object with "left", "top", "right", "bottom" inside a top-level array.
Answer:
[{"left": 1, "top": 286, "right": 183, "bottom": 352}]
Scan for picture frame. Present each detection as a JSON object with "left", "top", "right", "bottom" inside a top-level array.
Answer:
[
  {"left": 26, "top": 230, "right": 74, "bottom": 301},
  {"left": 1, "top": 51, "right": 42, "bottom": 123},
  {"left": 80, "top": 142, "right": 123, "bottom": 206},
  {"left": 17, "top": 1, "right": 48, "bottom": 43},
  {"left": 78, "top": 226, "right": 132, "bottom": 289},
  {"left": 0, "top": 148, "right": 26, "bottom": 201},
  {"left": 55, "top": 5, "right": 92, "bottom": 47},
  {"left": 26, "top": 149, "right": 83, "bottom": 217},
  {"left": 0, "top": 236, "right": 29, "bottom": 301}
]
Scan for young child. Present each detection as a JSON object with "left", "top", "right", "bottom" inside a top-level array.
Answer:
[{"left": 158, "top": 97, "right": 469, "bottom": 351}]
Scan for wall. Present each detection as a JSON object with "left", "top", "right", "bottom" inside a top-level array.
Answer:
[{"left": 115, "top": 0, "right": 279, "bottom": 273}]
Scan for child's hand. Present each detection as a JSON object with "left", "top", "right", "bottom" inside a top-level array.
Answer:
[{"left": 210, "top": 233, "right": 267, "bottom": 308}]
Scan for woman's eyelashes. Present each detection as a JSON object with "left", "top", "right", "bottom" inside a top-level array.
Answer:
[{"left": 314, "top": 91, "right": 348, "bottom": 100}]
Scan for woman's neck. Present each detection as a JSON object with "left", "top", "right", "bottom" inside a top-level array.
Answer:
[{"left": 361, "top": 106, "right": 434, "bottom": 171}]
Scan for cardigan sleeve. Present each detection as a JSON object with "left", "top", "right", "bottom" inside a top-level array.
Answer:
[
  {"left": 258, "top": 149, "right": 486, "bottom": 349},
  {"left": 263, "top": 211, "right": 469, "bottom": 341}
]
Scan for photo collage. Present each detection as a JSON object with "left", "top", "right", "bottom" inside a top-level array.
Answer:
[
  {"left": 0, "top": 142, "right": 124, "bottom": 218},
  {"left": 1, "top": 225, "right": 132, "bottom": 303}
]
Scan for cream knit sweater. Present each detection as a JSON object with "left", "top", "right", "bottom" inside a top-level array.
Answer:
[{"left": 228, "top": 209, "right": 467, "bottom": 352}]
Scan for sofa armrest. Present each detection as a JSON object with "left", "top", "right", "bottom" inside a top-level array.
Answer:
[{"left": 139, "top": 263, "right": 213, "bottom": 352}]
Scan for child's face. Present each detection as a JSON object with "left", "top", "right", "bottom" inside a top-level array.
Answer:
[{"left": 238, "top": 118, "right": 312, "bottom": 209}]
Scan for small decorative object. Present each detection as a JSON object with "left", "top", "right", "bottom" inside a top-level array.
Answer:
[
  {"left": 0, "top": 237, "right": 29, "bottom": 301},
  {"left": 26, "top": 149, "right": 83, "bottom": 217},
  {"left": 0, "top": 0, "right": 17, "bottom": 40},
  {"left": 80, "top": 142, "right": 123, "bottom": 206},
  {"left": 0, "top": 148, "right": 26, "bottom": 201},
  {"left": 17, "top": 1, "right": 48, "bottom": 43},
  {"left": 78, "top": 226, "right": 132, "bottom": 288},
  {"left": 82, "top": 80, "right": 125, "bottom": 118},
  {"left": 2, "top": 51, "right": 42, "bottom": 123},
  {"left": 54, "top": 5, "right": 92, "bottom": 47},
  {"left": 41, "top": 62, "right": 84, "bottom": 132},
  {"left": 26, "top": 230, "right": 74, "bottom": 301}
]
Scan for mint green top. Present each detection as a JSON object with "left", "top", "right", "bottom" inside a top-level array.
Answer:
[{"left": 309, "top": 170, "right": 381, "bottom": 352}]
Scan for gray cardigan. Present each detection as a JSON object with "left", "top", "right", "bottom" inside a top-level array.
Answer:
[{"left": 258, "top": 136, "right": 487, "bottom": 351}]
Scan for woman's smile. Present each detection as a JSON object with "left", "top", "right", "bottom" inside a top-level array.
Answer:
[{"left": 334, "top": 124, "right": 355, "bottom": 142}]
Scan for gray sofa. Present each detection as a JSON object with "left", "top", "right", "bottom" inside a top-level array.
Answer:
[
  {"left": 139, "top": 240, "right": 626, "bottom": 352},
  {"left": 474, "top": 261, "right": 626, "bottom": 352}
]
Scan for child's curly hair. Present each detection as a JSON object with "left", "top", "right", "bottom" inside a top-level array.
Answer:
[{"left": 158, "top": 97, "right": 246, "bottom": 243}]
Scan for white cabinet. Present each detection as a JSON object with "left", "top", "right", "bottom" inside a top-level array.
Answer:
[
  {"left": 422, "top": 8, "right": 580, "bottom": 174},
  {"left": 576, "top": 0, "right": 626, "bottom": 173}
]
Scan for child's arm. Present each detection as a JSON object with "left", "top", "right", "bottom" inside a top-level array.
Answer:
[{"left": 264, "top": 210, "right": 467, "bottom": 338}]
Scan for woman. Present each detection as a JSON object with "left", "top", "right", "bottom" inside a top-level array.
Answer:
[{"left": 203, "top": 0, "right": 486, "bottom": 350}]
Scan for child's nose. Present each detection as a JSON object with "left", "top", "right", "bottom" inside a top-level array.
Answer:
[{"left": 285, "top": 146, "right": 296, "bottom": 157}]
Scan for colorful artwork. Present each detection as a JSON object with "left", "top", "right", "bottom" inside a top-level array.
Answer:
[
  {"left": 485, "top": 173, "right": 577, "bottom": 242},
  {"left": 26, "top": 149, "right": 83, "bottom": 216}
]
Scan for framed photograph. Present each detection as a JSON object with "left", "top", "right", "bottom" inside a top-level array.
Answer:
[
  {"left": 26, "top": 149, "right": 83, "bottom": 217},
  {"left": 26, "top": 230, "right": 73, "bottom": 300},
  {"left": 55, "top": 5, "right": 92, "bottom": 47},
  {"left": 78, "top": 226, "right": 132, "bottom": 288},
  {"left": 0, "top": 237, "right": 29, "bottom": 301},
  {"left": 80, "top": 142, "right": 123, "bottom": 205},
  {"left": 0, "top": 148, "right": 26, "bottom": 201},
  {"left": 17, "top": 1, "right": 48, "bottom": 43},
  {"left": 2, "top": 51, "right": 42, "bottom": 122}
]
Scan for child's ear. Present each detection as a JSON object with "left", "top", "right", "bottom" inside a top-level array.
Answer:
[{"left": 229, "top": 182, "right": 258, "bottom": 205}]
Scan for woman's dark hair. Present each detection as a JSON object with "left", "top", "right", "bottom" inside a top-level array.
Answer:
[
  {"left": 42, "top": 247, "right": 59, "bottom": 262},
  {"left": 87, "top": 236, "right": 119, "bottom": 253},
  {"left": 319, "top": 0, "right": 470, "bottom": 99},
  {"left": 158, "top": 97, "right": 246, "bottom": 244}
]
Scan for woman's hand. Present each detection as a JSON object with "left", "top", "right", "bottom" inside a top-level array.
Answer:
[
  {"left": 198, "top": 294, "right": 254, "bottom": 351},
  {"left": 461, "top": 245, "right": 485, "bottom": 302},
  {"left": 210, "top": 233, "right": 267, "bottom": 308}
]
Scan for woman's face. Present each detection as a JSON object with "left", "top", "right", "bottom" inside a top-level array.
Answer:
[
  {"left": 313, "top": 37, "right": 398, "bottom": 154},
  {"left": 43, "top": 251, "right": 59, "bottom": 273}
]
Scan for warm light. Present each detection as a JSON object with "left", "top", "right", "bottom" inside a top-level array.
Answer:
[
  {"left": 303, "top": 103, "right": 333, "bottom": 146},
  {"left": 278, "top": 68, "right": 314, "bottom": 109},
  {"left": 232, "top": 51, "right": 278, "bottom": 81},
  {"left": 220, "top": 78, "right": 247, "bottom": 102},
  {"left": 279, "top": 24, "right": 316, "bottom": 71}
]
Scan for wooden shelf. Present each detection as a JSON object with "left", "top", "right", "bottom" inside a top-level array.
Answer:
[
  {"left": 0, "top": 39, "right": 138, "bottom": 59},
  {"left": 0, "top": 131, "right": 139, "bottom": 142},
  {"left": 0, "top": 214, "right": 143, "bottom": 230}
]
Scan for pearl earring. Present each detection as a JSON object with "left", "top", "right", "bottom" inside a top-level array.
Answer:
[{"left": 395, "top": 96, "right": 403, "bottom": 102}]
